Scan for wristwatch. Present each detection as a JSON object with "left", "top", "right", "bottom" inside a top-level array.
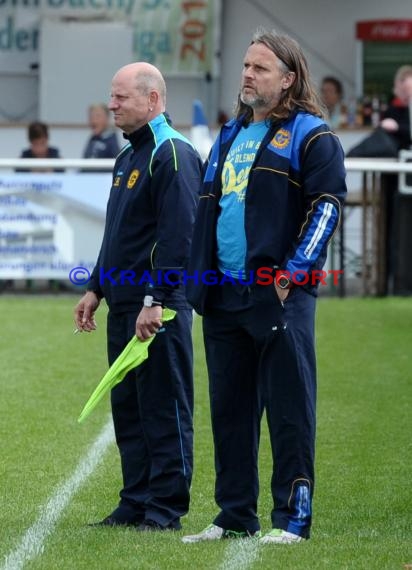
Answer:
[
  {"left": 143, "top": 295, "right": 163, "bottom": 308},
  {"left": 275, "top": 273, "right": 292, "bottom": 290}
]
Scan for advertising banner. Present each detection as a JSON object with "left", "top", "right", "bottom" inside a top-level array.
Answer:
[
  {"left": 0, "top": 0, "right": 221, "bottom": 76},
  {"left": 0, "top": 172, "right": 111, "bottom": 279}
]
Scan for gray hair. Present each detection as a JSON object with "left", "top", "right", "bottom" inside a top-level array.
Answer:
[
  {"left": 235, "top": 28, "right": 325, "bottom": 122},
  {"left": 135, "top": 71, "right": 167, "bottom": 105}
]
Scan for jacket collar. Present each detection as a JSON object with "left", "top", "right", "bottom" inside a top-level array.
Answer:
[
  {"left": 123, "top": 113, "right": 172, "bottom": 150},
  {"left": 223, "top": 109, "right": 300, "bottom": 130}
]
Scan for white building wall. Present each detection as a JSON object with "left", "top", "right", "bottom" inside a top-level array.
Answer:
[
  {"left": 218, "top": 0, "right": 412, "bottom": 117},
  {"left": 1, "top": 0, "right": 412, "bottom": 133}
]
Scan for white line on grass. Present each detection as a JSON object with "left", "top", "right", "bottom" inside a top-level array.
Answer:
[
  {"left": 2, "top": 418, "right": 114, "bottom": 570},
  {"left": 218, "top": 539, "right": 260, "bottom": 570}
]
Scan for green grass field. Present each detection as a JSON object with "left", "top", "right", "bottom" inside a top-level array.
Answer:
[{"left": 0, "top": 296, "right": 411, "bottom": 570}]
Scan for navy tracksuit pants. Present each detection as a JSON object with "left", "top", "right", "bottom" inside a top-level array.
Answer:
[
  {"left": 107, "top": 307, "right": 193, "bottom": 528},
  {"left": 202, "top": 283, "right": 316, "bottom": 538}
]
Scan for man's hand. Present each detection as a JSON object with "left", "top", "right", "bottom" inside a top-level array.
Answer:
[
  {"left": 380, "top": 118, "right": 399, "bottom": 132},
  {"left": 274, "top": 284, "right": 290, "bottom": 305},
  {"left": 136, "top": 306, "right": 163, "bottom": 340},
  {"left": 74, "top": 291, "right": 100, "bottom": 332}
]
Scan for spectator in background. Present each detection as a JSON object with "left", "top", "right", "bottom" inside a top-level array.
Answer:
[
  {"left": 17, "top": 121, "right": 63, "bottom": 289},
  {"left": 380, "top": 65, "right": 412, "bottom": 294},
  {"left": 17, "top": 121, "right": 62, "bottom": 172},
  {"left": 320, "top": 76, "right": 348, "bottom": 130},
  {"left": 381, "top": 65, "right": 412, "bottom": 150},
  {"left": 83, "top": 103, "right": 120, "bottom": 159}
]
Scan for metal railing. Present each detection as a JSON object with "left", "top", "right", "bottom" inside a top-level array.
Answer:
[
  {"left": 0, "top": 158, "right": 115, "bottom": 170},
  {"left": 1, "top": 156, "right": 411, "bottom": 296},
  {"left": 0, "top": 156, "right": 412, "bottom": 173},
  {"left": 341, "top": 158, "right": 412, "bottom": 296}
]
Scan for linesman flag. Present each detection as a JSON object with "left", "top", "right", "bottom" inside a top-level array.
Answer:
[{"left": 78, "top": 308, "right": 176, "bottom": 423}]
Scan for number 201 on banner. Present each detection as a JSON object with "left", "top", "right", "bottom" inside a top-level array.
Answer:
[{"left": 180, "top": 1, "right": 207, "bottom": 63}]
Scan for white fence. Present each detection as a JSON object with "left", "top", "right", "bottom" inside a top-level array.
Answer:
[{"left": 1, "top": 157, "right": 412, "bottom": 292}]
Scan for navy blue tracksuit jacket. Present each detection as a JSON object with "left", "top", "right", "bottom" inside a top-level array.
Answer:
[
  {"left": 186, "top": 111, "right": 347, "bottom": 538},
  {"left": 88, "top": 113, "right": 202, "bottom": 527}
]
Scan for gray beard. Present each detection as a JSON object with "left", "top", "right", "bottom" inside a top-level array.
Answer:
[{"left": 240, "top": 91, "right": 267, "bottom": 109}]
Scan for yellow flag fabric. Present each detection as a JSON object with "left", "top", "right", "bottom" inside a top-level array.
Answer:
[{"left": 78, "top": 308, "right": 176, "bottom": 423}]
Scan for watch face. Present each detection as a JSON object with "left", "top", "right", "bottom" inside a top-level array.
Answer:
[
  {"left": 277, "top": 276, "right": 290, "bottom": 289},
  {"left": 143, "top": 295, "right": 153, "bottom": 307}
]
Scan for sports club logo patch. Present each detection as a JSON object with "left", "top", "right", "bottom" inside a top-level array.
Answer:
[
  {"left": 127, "top": 169, "right": 140, "bottom": 189},
  {"left": 271, "top": 129, "right": 291, "bottom": 149}
]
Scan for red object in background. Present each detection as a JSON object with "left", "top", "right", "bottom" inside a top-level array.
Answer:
[{"left": 356, "top": 20, "right": 412, "bottom": 41}]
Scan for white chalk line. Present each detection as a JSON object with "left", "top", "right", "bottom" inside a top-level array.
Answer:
[
  {"left": 218, "top": 538, "right": 261, "bottom": 570},
  {"left": 2, "top": 418, "right": 114, "bottom": 570}
]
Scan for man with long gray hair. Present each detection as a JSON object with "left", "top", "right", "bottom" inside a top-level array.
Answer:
[{"left": 183, "top": 29, "right": 346, "bottom": 544}]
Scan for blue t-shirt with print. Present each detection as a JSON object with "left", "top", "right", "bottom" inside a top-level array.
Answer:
[{"left": 216, "top": 120, "right": 270, "bottom": 278}]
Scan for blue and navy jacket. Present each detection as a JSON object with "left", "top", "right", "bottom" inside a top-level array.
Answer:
[
  {"left": 187, "top": 111, "right": 347, "bottom": 314},
  {"left": 88, "top": 113, "right": 202, "bottom": 312}
]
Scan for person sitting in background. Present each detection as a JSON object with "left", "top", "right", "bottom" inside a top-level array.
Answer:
[
  {"left": 17, "top": 121, "right": 62, "bottom": 172},
  {"left": 83, "top": 103, "right": 120, "bottom": 159},
  {"left": 381, "top": 65, "right": 412, "bottom": 150},
  {"left": 16, "top": 121, "right": 63, "bottom": 290},
  {"left": 320, "top": 76, "right": 348, "bottom": 130}
]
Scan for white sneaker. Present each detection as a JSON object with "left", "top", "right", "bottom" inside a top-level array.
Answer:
[
  {"left": 182, "top": 523, "right": 261, "bottom": 543},
  {"left": 182, "top": 524, "right": 224, "bottom": 543},
  {"left": 259, "top": 528, "right": 305, "bottom": 544}
]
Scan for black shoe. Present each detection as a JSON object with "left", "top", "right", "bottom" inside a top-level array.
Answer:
[
  {"left": 88, "top": 515, "right": 141, "bottom": 528},
  {"left": 136, "top": 519, "right": 181, "bottom": 532}
]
